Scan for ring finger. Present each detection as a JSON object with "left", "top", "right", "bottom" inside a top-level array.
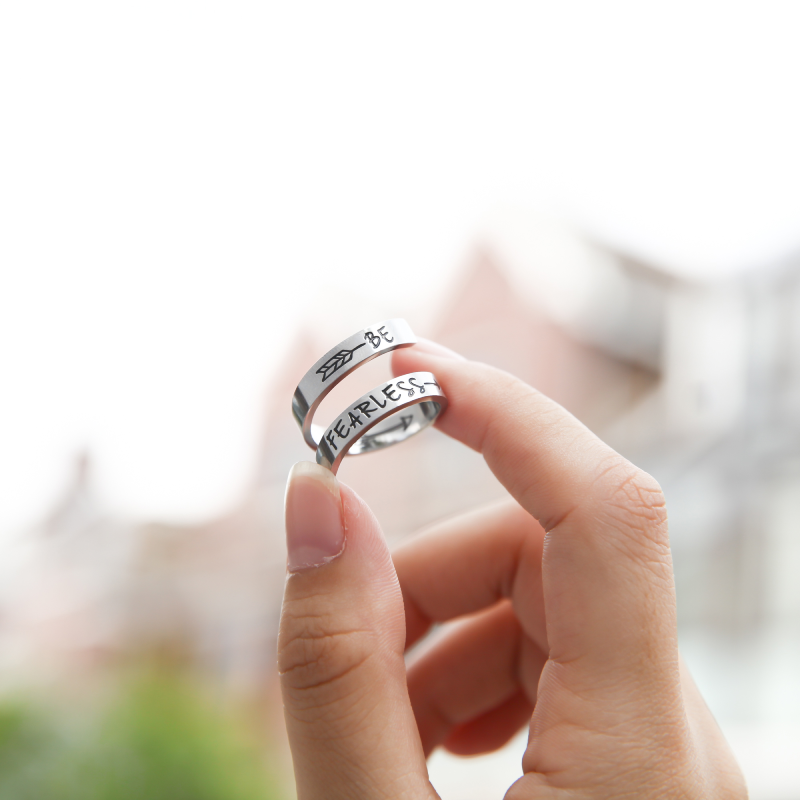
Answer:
[{"left": 407, "top": 600, "right": 547, "bottom": 756}]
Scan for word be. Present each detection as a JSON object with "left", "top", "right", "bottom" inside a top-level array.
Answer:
[{"left": 364, "top": 325, "right": 394, "bottom": 349}]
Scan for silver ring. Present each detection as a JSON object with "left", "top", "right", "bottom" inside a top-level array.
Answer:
[
  {"left": 315, "top": 372, "right": 447, "bottom": 475},
  {"left": 292, "top": 319, "right": 416, "bottom": 449}
]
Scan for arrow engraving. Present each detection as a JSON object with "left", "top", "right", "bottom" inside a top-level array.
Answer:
[
  {"left": 379, "top": 415, "right": 413, "bottom": 435},
  {"left": 359, "top": 415, "right": 414, "bottom": 452},
  {"left": 316, "top": 342, "right": 367, "bottom": 382}
]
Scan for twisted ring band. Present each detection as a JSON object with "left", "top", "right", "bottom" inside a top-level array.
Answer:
[
  {"left": 292, "top": 319, "right": 416, "bottom": 450},
  {"left": 292, "top": 320, "right": 447, "bottom": 473}
]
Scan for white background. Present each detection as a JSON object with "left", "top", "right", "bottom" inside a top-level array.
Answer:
[{"left": 2, "top": 1, "right": 799, "bottom": 531}]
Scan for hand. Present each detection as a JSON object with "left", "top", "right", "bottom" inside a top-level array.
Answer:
[{"left": 278, "top": 340, "right": 746, "bottom": 799}]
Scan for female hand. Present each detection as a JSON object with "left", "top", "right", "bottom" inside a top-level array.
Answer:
[{"left": 278, "top": 340, "right": 746, "bottom": 799}]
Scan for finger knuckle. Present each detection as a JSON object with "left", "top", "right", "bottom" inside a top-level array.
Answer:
[
  {"left": 599, "top": 462, "right": 671, "bottom": 561},
  {"left": 278, "top": 602, "right": 376, "bottom": 700}
]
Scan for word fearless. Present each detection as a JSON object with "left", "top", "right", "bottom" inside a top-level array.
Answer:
[{"left": 324, "top": 377, "right": 439, "bottom": 452}]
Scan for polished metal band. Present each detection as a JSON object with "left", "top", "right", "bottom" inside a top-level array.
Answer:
[
  {"left": 315, "top": 372, "right": 447, "bottom": 475},
  {"left": 292, "top": 318, "right": 416, "bottom": 449}
]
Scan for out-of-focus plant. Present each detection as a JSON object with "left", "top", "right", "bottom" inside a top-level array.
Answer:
[{"left": 0, "top": 670, "right": 285, "bottom": 800}]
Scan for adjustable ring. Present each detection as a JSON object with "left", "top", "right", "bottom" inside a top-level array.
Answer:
[
  {"left": 292, "top": 319, "right": 416, "bottom": 449},
  {"left": 315, "top": 372, "right": 447, "bottom": 475}
]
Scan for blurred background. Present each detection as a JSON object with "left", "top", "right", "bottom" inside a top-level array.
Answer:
[{"left": 2, "top": 2, "right": 800, "bottom": 798}]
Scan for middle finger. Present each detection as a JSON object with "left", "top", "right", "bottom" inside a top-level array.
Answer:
[
  {"left": 394, "top": 499, "right": 548, "bottom": 652},
  {"left": 406, "top": 600, "right": 546, "bottom": 756}
]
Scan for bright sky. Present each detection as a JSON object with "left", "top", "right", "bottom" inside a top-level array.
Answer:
[{"left": 2, "top": 1, "right": 799, "bottom": 532}]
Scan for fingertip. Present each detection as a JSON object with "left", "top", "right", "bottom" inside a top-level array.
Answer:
[
  {"left": 411, "top": 338, "right": 467, "bottom": 361},
  {"left": 392, "top": 338, "right": 466, "bottom": 376},
  {"left": 285, "top": 461, "right": 345, "bottom": 572}
]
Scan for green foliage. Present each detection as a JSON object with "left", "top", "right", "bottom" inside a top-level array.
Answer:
[
  {"left": 0, "top": 701, "right": 64, "bottom": 800},
  {"left": 0, "top": 672, "right": 286, "bottom": 800}
]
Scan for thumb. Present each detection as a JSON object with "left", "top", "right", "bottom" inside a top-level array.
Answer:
[{"left": 278, "top": 462, "right": 435, "bottom": 800}]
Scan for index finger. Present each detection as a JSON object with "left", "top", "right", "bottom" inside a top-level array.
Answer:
[
  {"left": 394, "top": 340, "right": 638, "bottom": 533},
  {"left": 392, "top": 340, "right": 676, "bottom": 677}
]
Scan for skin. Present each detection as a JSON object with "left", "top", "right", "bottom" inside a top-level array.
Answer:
[{"left": 278, "top": 340, "right": 748, "bottom": 800}]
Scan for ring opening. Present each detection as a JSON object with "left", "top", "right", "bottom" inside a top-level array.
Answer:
[{"left": 348, "top": 401, "right": 442, "bottom": 455}]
